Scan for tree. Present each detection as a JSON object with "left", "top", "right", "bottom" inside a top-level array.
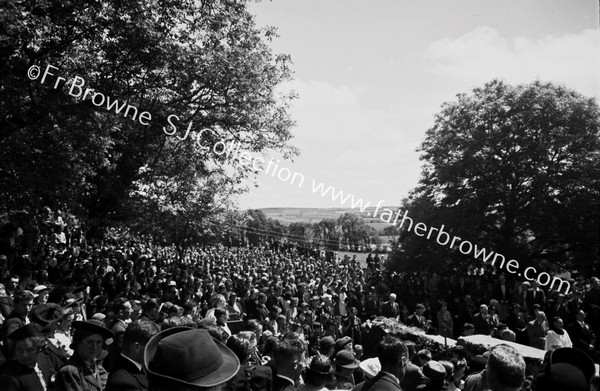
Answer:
[
  {"left": 383, "top": 217, "right": 401, "bottom": 247},
  {"left": 0, "top": 0, "right": 296, "bottom": 240},
  {"left": 288, "top": 221, "right": 314, "bottom": 244},
  {"left": 313, "top": 218, "right": 340, "bottom": 250},
  {"left": 389, "top": 80, "right": 600, "bottom": 275},
  {"left": 337, "top": 213, "right": 372, "bottom": 251}
]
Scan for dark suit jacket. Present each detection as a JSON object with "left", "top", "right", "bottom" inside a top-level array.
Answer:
[
  {"left": 352, "top": 372, "right": 402, "bottom": 391},
  {"left": 453, "top": 280, "right": 471, "bottom": 297},
  {"left": 273, "top": 374, "right": 296, "bottom": 391},
  {"left": 400, "top": 362, "right": 425, "bottom": 391},
  {"left": 525, "top": 289, "right": 546, "bottom": 310},
  {"left": 492, "top": 284, "right": 511, "bottom": 303},
  {"left": 406, "top": 313, "right": 427, "bottom": 330},
  {"left": 0, "top": 296, "right": 11, "bottom": 318},
  {"left": 527, "top": 319, "right": 548, "bottom": 350},
  {"left": 473, "top": 313, "right": 491, "bottom": 335},
  {"left": 223, "top": 363, "right": 273, "bottom": 391},
  {"left": 106, "top": 354, "right": 148, "bottom": 391},
  {"left": 381, "top": 301, "right": 400, "bottom": 319},
  {"left": 568, "top": 321, "right": 595, "bottom": 353}
]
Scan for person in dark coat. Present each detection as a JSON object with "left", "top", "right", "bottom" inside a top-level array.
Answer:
[
  {"left": 472, "top": 305, "right": 491, "bottom": 335},
  {"left": 506, "top": 304, "right": 528, "bottom": 345},
  {"left": 406, "top": 304, "right": 428, "bottom": 330},
  {"left": 29, "top": 303, "right": 69, "bottom": 372},
  {"left": 1, "top": 291, "right": 34, "bottom": 343},
  {"left": 567, "top": 309, "right": 596, "bottom": 359},
  {"left": 0, "top": 324, "right": 55, "bottom": 391},
  {"left": 55, "top": 319, "right": 115, "bottom": 391},
  {"left": 381, "top": 294, "right": 400, "bottom": 320},
  {"left": 352, "top": 335, "right": 408, "bottom": 391},
  {"left": 526, "top": 309, "right": 548, "bottom": 350},
  {"left": 223, "top": 333, "right": 273, "bottom": 391},
  {"left": 106, "top": 319, "right": 160, "bottom": 391},
  {"left": 524, "top": 281, "right": 546, "bottom": 316}
]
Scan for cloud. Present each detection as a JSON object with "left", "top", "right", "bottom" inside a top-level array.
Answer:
[
  {"left": 426, "top": 27, "right": 600, "bottom": 98},
  {"left": 239, "top": 79, "right": 424, "bottom": 208}
]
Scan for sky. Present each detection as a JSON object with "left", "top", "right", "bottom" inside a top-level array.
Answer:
[{"left": 236, "top": 0, "right": 600, "bottom": 210}]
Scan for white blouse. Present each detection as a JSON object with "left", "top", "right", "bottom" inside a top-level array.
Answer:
[{"left": 545, "top": 329, "right": 572, "bottom": 351}]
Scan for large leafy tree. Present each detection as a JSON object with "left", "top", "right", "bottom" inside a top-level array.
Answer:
[
  {"left": 337, "top": 212, "right": 372, "bottom": 251},
  {"left": 0, "top": 0, "right": 296, "bottom": 240},
  {"left": 389, "top": 80, "right": 600, "bottom": 275}
]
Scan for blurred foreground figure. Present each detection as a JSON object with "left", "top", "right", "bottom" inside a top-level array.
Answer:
[{"left": 143, "top": 327, "right": 239, "bottom": 391}]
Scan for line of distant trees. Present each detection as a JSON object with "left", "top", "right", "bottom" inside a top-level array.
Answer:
[{"left": 232, "top": 209, "right": 392, "bottom": 252}]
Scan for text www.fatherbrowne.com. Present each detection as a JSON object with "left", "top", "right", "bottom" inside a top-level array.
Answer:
[{"left": 259, "top": 165, "right": 571, "bottom": 294}]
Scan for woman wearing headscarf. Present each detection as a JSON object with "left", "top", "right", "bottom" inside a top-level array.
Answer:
[{"left": 54, "top": 319, "right": 114, "bottom": 391}]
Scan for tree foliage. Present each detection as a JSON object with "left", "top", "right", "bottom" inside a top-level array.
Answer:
[
  {"left": 389, "top": 80, "right": 600, "bottom": 275},
  {"left": 0, "top": 0, "right": 296, "bottom": 243}
]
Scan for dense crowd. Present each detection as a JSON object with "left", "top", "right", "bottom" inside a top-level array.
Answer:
[{"left": 0, "top": 210, "right": 597, "bottom": 390}]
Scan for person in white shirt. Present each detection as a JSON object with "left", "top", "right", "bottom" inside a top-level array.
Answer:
[{"left": 545, "top": 316, "right": 572, "bottom": 351}]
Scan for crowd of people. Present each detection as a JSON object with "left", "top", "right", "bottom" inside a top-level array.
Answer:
[{"left": 0, "top": 210, "right": 598, "bottom": 390}]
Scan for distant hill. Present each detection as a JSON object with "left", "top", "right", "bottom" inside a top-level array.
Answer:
[{"left": 258, "top": 206, "right": 401, "bottom": 230}]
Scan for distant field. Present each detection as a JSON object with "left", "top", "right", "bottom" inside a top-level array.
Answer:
[{"left": 260, "top": 206, "right": 401, "bottom": 229}]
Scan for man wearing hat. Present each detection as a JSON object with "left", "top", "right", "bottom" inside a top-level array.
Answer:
[
  {"left": 333, "top": 336, "right": 353, "bottom": 357},
  {"left": 415, "top": 361, "right": 448, "bottom": 390},
  {"left": 332, "top": 350, "right": 359, "bottom": 389},
  {"left": 143, "top": 327, "right": 239, "bottom": 391},
  {"left": 32, "top": 285, "right": 50, "bottom": 305},
  {"left": 353, "top": 335, "right": 409, "bottom": 391},
  {"left": 0, "top": 324, "right": 55, "bottom": 391}
]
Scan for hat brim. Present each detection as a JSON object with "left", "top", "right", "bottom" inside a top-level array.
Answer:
[
  {"left": 72, "top": 320, "right": 114, "bottom": 340},
  {"left": 144, "top": 327, "right": 239, "bottom": 388},
  {"left": 335, "top": 359, "right": 360, "bottom": 369},
  {"left": 64, "top": 297, "right": 84, "bottom": 307}
]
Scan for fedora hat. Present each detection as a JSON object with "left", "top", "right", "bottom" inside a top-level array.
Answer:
[
  {"left": 144, "top": 327, "right": 239, "bottom": 389},
  {"left": 334, "top": 350, "right": 359, "bottom": 369}
]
